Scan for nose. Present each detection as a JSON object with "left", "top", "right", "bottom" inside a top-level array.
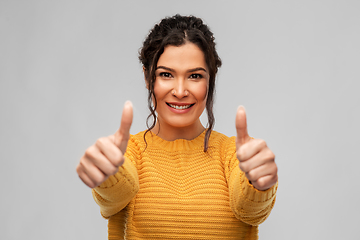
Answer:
[{"left": 172, "top": 78, "right": 188, "bottom": 98}]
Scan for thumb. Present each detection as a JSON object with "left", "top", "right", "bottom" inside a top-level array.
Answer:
[
  {"left": 114, "top": 101, "right": 133, "bottom": 153},
  {"left": 236, "top": 105, "right": 250, "bottom": 147}
]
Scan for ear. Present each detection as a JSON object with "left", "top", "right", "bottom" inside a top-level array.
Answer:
[{"left": 143, "top": 66, "right": 149, "bottom": 90}]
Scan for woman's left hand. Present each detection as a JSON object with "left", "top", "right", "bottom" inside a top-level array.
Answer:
[{"left": 235, "top": 106, "right": 278, "bottom": 191}]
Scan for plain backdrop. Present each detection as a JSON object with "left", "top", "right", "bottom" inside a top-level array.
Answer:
[{"left": 1, "top": 0, "right": 359, "bottom": 239}]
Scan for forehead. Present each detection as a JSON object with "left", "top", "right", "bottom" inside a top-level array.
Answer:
[{"left": 157, "top": 43, "right": 207, "bottom": 71}]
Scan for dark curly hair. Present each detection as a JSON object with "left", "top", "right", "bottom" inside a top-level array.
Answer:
[{"left": 139, "top": 14, "right": 222, "bottom": 151}]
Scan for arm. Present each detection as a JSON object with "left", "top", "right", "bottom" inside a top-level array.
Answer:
[
  {"left": 225, "top": 106, "right": 278, "bottom": 225},
  {"left": 76, "top": 101, "right": 139, "bottom": 218},
  {"left": 225, "top": 144, "right": 277, "bottom": 226},
  {"left": 92, "top": 153, "right": 139, "bottom": 218}
]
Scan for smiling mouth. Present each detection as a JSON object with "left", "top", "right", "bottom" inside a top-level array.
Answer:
[{"left": 166, "top": 103, "right": 195, "bottom": 110}]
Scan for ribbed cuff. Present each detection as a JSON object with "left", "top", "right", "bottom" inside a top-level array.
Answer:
[
  {"left": 97, "top": 158, "right": 136, "bottom": 189},
  {"left": 240, "top": 174, "right": 278, "bottom": 203},
  {"left": 92, "top": 157, "right": 139, "bottom": 218}
]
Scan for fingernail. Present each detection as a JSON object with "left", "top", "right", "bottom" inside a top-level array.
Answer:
[
  {"left": 237, "top": 105, "right": 245, "bottom": 111},
  {"left": 125, "top": 101, "right": 133, "bottom": 107}
]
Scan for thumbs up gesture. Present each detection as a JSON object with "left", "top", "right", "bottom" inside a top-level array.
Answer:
[
  {"left": 236, "top": 106, "right": 278, "bottom": 191},
  {"left": 76, "top": 101, "right": 133, "bottom": 188}
]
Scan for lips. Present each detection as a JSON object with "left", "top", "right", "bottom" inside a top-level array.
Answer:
[{"left": 166, "top": 102, "right": 195, "bottom": 110}]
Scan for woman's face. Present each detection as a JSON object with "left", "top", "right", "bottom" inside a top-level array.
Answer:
[{"left": 153, "top": 42, "right": 209, "bottom": 131}]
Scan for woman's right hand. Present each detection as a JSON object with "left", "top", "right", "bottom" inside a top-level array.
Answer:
[{"left": 76, "top": 101, "right": 133, "bottom": 188}]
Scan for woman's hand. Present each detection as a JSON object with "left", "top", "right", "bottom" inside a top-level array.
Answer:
[
  {"left": 235, "top": 106, "right": 278, "bottom": 191},
  {"left": 76, "top": 101, "right": 133, "bottom": 188}
]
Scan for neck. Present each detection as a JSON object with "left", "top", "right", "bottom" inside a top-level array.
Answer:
[{"left": 151, "top": 119, "right": 205, "bottom": 141}]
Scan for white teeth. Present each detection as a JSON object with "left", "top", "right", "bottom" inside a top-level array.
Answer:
[{"left": 169, "top": 103, "right": 192, "bottom": 109}]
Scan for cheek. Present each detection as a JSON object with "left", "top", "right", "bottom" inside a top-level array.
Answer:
[
  {"left": 152, "top": 81, "right": 162, "bottom": 103},
  {"left": 153, "top": 79, "right": 170, "bottom": 99},
  {"left": 194, "top": 82, "right": 208, "bottom": 102},
  {"left": 153, "top": 80, "right": 170, "bottom": 108}
]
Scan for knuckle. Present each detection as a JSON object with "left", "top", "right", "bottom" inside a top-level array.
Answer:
[
  {"left": 78, "top": 158, "right": 88, "bottom": 170},
  {"left": 236, "top": 152, "right": 242, "bottom": 161},
  {"left": 76, "top": 164, "right": 82, "bottom": 174},
  {"left": 257, "top": 179, "right": 267, "bottom": 189},
  {"left": 247, "top": 170, "right": 256, "bottom": 181},
  {"left": 239, "top": 162, "right": 249, "bottom": 173},
  {"left": 111, "top": 152, "right": 124, "bottom": 166},
  {"left": 265, "top": 151, "right": 275, "bottom": 163},
  {"left": 93, "top": 175, "right": 105, "bottom": 187},
  {"left": 106, "top": 147, "right": 122, "bottom": 165},
  {"left": 114, "top": 150, "right": 123, "bottom": 162},
  {"left": 77, "top": 173, "right": 85, "bottom": 184},
  {"left": 112, "top": 166, "right": 119, "bottom": 175},
  {"left": 258, "top": 139, "right": 267, "bottom": 148},
  {"left": 273, "top": 164, "right": 278, "bottom": 175},
  {"left": 274, "top": 174, "right": 279, "bottom": 183},
  {"left": 96, "top": 137, "right": 106, "bottom": 147},
  {"left": 105, "top": 165, "right": 118, "bottom": 177},
  {"left": 78, "top": 172, "right": 92, "bottom": 188},
  {"left": 269, "top": 151, "right": 275, "bottom": 160},
  {"left": 115, "top": 155, "right": 125, "bottom": 167},
  {"left": 237, "top": 148, "right": 245, "bottom": 160},
  {"left": 84, "top": 146, "right": 95, "bottom": 159},
  {"left": 238, "top": 163, "right": 245, "bottom": 172},
  {"left": 264, "top": 147, "right": 275, "bottom": 158}
]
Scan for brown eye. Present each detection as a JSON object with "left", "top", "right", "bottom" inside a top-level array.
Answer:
[
  {"left": 189, "top": 74, "right": 203, "bottom": 79},
  {"left": 160, "top": 72, "right": 172, "bottom": 78}
]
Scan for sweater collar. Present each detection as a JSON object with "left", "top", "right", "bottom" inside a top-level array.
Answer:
[{"left": 143, "top": 129, "right": 207, "bottom": 152}]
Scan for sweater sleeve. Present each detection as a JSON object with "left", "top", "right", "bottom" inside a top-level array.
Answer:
[
  {"left": 224, "top": 136, "right": 278, "bottom": 226},
  {"left": 91, "top": 136, "right": 140, "bottom": 219}
]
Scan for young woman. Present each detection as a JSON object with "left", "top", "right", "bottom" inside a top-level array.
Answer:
[{"left": 76, "top": 15, "right": 278, "bottom": 239}]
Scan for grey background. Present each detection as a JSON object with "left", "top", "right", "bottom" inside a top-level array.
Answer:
[{"left": 1, "top": 0, "right": 359, "bottom": 239}]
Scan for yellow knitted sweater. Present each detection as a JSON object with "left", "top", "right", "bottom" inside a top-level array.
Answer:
[{"left": 92, "top": 130, "right": 277, "bottom": 240}]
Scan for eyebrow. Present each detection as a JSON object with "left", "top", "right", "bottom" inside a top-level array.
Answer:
[{"left": 156, "top": 66, "right": 207, "bottom": 73}]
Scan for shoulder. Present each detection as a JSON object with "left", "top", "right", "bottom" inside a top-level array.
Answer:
[
  {"left": 127, "top": 131, "right": 147, "bottom": 152},
  {"left": 129, "top": 130, "right": 146, "bottom": 142},
  {"left": 208, "top": 130, "right": 236, "bottom": 153},
  {"left": 209, "top": 130, "right": 235, "bottom": 146}
]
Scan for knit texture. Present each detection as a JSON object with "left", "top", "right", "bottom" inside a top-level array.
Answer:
[{"left": 92, "top": 130, "right": 278, "bottom": 240}]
